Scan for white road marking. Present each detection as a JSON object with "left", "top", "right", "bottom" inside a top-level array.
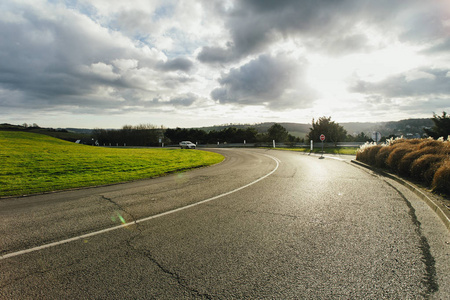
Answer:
[
  {"left": 307, "top": 152, "right": 347, "bottom": 161},
  {"left": 1, "top": 154, "right": 280, "bottom": 260},
  {"left": 323, "top": 156, "right": 346, "bottom": 161}
]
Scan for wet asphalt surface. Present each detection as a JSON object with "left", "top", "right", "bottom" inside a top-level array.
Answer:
[{"left": 1, "top": 148, "right": 449, "bottom": 299}]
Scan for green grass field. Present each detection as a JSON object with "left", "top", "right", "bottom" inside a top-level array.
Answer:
[{"left": 0, "top": 131, "right": 224, "bottom": 197}]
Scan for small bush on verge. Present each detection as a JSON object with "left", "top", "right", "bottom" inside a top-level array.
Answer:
[
  {"left": 386, "top": 142, "right": 416, "bottom": 172},
  {"left": 398, "top": 146, "right": 440, "bottom": 177},
  {"left": 432, "top": 160, "right": 450, "bottom": 195},
  {"left": 356, "top": 137, "right": 450, "bottom": 196}
]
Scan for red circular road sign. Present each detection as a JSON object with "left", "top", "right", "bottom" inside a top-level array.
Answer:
[{"left": 320, "top": 134, "right": 325, "bottom": 141}]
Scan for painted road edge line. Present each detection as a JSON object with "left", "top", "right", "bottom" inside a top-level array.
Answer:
[{"left": 0, "top": 154, "right": 280, "bottom": 260}]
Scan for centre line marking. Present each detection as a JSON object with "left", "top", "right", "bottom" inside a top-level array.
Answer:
[{"left": 1, "top": 154, "right": 280, "bottom": 260}]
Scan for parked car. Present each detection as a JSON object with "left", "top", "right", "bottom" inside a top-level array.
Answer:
[{"left": 179, "top": 141, "right": 196, "bottom": 149}]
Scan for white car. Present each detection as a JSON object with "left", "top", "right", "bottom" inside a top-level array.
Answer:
[{"left": 179, "top": 141, "right": 196, "bottom": 149}]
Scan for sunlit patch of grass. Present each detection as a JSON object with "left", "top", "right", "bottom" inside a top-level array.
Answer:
[{"left": 0, "top": 131, "right": 224, "bottom": 197}]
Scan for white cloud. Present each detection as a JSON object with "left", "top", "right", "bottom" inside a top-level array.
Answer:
[
  {"left": 211, "top": 53, "right": 316, "bottom": 109},
  {"left": 1, "top": 0, "right": 449, "bottom": 128},
  {"left": 404, "top": 70, "right": 436, "bottom": 82},
  {"left": 112, "top": 59, "right": 139, "bottom": 71},
  {"left": 82, "top": 63, "right": 120, "bottom": 81}
]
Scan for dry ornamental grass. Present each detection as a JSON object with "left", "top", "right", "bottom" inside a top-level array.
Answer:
[
  {"left": 432, "top": 160, "right": 450, "bottom": 195},
  {"left": 357, "top": 137, "right": 450, "bottom": 196}
]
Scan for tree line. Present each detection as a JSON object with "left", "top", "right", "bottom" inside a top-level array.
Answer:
[
  {"left": 91, "top": 112, "right": 450, "bottom": 147},
  {"left": 91, "top": 123, "right": 302, "bottom": 146},
  {"left": 92, "top": 124, "right": 163, "bottom": 146},
  {"left": 90, "top": 120, "right": 377, "bottom": 147}
]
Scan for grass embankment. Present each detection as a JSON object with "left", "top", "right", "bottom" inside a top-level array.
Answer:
[
  {"left": 274, "top": 147, "right": 358, "bottom": 155},
  {"left": 356, "top": 138, "right": 450, "bottom": 196},
  {"left": 0, "top": 131, "right": 224, "bottom": 197}
]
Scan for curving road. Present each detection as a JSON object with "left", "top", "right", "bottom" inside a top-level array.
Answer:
[{"left": 1, "top": 148, "right": 449, "bottom": 299}]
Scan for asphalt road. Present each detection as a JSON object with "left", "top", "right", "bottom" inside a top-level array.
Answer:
[{"left": 1, "top": 148, "right": 449, "bottom": 299}]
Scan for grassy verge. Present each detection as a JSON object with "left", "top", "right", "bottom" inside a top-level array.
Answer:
[
  {"left": 0, "top": 131, "right": 224, "bottom": 197},
  {"left": 272, "top": 147, "right": 358, "bottom": 155}
]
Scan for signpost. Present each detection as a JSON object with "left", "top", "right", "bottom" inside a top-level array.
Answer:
[
  {"left": 372, "top": 131, "right": 382, "bottom": 144},
  {"left": 320, "top": 134, "right": 325, "bottom": 158}
]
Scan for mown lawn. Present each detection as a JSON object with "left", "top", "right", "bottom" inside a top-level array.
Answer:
[{"left": 0, "top": 131, "right": 224, "bottom": 197}]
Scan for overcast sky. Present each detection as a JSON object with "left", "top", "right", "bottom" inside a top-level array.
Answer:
[{"left": 1, "top": 0, "right": 450, "bottom": 128}]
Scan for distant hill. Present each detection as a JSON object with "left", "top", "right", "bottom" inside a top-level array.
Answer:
[
  {"left": 0, "top": 123, "right": 90, "bottom": 142},
  {"left": 196, "top": 118, "right": 434, "bottom": 139},
  {"left": 341, "top": 119, "right": 433, "bottom": 139},
  {"left": 2, "top": 118, "right": 434, "bottom": 141},
  {"left": 65, "top": 128, "right": 93, "bottom": 134}
]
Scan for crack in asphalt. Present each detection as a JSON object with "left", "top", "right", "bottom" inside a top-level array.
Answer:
[
  {"left": 383, "top": 180, "right": 439, "bottom": 298},
  {"left": 103, "top": 196, "right": 214, "bottom": 300},
  {"left": 100, "top": 195, "right": 138, "bottom": 225},
  {"left": 124, "top": 233, "right": 213, "bottom": 299}
]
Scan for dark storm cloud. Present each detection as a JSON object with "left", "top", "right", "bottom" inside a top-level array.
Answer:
[
  {"left": 157, "top": 57, "right": 194, "bottom": 72},
  {"left": 422, "top": 38, "right": 450, "bottom": 54},
  {"left": 1, "top": 0, "right": 449, "bottom": 125},
  {"left": 210, "top": 54, "right": 316, "bottom": 109},
  {"left": 150, "top": 93, "right": 197, "bottom": 107},
  {"left": 196, "top": 45, "right": 235, "bottom": 64},
  {"left": 0, "top": 3, "right": 169, "bottom": 111},
  {"left": 198, "top": 0, "right": 406, "bottom": 64},
  {"left": 168, "top": 93, "right": 197, "bottom": 106},
  {"left": 351, "top": 68, "right": 450, "bottom": 98}
]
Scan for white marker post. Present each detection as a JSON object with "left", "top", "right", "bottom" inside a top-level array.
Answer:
[{"left": 273, "top": 140, "right": 276, "bottom": 148}]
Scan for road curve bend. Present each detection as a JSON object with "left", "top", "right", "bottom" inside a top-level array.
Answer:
[{"left": 1, "top": 148, "right": 449, "bottom": 299}]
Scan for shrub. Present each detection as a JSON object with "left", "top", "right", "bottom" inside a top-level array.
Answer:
[
  {"left": 410, "top": 154, "right": 448, "bottom": 185},
  {"left": 424, "top": 160, "right": 447, "bottom": 186},
  {"left": 397, "top": 146, "right": 440, "bottom": 177},
  {"left": 390, "top": 138, "right": 422, "bottom": 146},
  {"left": 432, "top": 160, "right": 450, "bottom": 194},
  {"left": 356, "top": 142, "right": 377, "bottom": 164},
  {"left": 441, "top": 142, "right": 450, "bottom": 155},
  {"left": 366, "top": 145, "right": 383, "bottom": 165},
  {"left": 386, "top": 143, "right": 415, "bottom": 172},
  {"left": 356, "top": 149, "right": 367, "bottom": 163},
  {"left": 417, "top": 139, "right": 442, "bottom": 149},
  {"left": 375, "top": 146, "right": 391, "bottom": 169},
  {"left": 356, "top": 137, "right": 450, "bottom": 195}
]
